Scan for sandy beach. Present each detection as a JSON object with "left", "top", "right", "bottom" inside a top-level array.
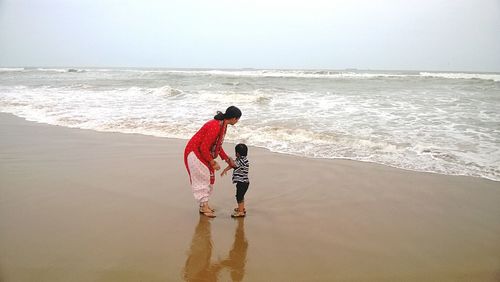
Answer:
[{"left": 1, "top": 112, "right": 499, "bottom": 281}]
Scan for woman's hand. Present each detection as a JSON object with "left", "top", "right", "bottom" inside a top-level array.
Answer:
[{"left": 210, "top": 160, "right": 221, "bottom": 171}]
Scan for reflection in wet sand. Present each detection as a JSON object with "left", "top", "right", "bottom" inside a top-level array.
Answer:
[
  {"left": 183, "top": 217, "right": 248, "bottom": 281},
  {"left": 220, "top": 218, "right": 248, "bottom": 282},
  {"left": 183, "top": 216, "right": 220, "bottom": 281}
]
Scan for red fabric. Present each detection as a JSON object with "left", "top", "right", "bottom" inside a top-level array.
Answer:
[{"left": 184, "top": 119, "right": 228, "bottom": 184}]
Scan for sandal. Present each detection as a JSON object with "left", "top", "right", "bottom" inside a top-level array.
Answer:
[
  {"left": 199, "top": 209, "right": 216, "bottom": 218},
  {"left": 200, "top": 206, "right": 215, "bottom": 212},
  {"left": 231, "top": 211, "right": 246, "bottom": 218},
  {"left": 233, "top": 208, "right": 246, "bottom": 213}
]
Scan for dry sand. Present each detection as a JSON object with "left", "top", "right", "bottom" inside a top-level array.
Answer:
[{"left": 1, "top": 113, "right": 499, "bottom": 281}]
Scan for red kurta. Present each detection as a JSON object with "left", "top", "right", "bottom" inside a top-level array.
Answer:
[{"left": 184, "top": 119, "right": 229, "bottom": 184}]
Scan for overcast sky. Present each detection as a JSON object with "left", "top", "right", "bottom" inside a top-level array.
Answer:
[{"left": 0, "top": 0, "right": 499, "bottom": 71}]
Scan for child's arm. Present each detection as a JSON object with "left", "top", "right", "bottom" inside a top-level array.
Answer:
[{"left": 220, "top": 165, "right": 232, "bottom": 176}]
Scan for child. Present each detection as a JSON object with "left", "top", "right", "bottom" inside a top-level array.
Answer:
[{"left": 221, "top": 143, "right": 250, "bottom": 217}]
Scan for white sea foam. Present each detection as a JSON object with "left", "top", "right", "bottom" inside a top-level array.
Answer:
[
  {"left": 36, "top": 68, "right": 69, "bottom": 72},
  {"left": 144, "top": 69, "right": 500, "bottom": 81},
  {"left": 420, "top": 72, "right": 500, "bottom": 82},
  {"left": 145, "top": 69, "right": 417, "bottom": 79},
  {"left": 3, "top": 67, "right": 499, "bottom": 82},
  {"left": 1, "top": 68, "right": 499, "bottom": 181},
  {"left": 0, "top": 68, "right": 25, "bottom": 72}
]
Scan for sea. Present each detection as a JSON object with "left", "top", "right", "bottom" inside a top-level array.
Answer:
[{"left": 1, "top": 67, "right": 499, "bottom": 181}]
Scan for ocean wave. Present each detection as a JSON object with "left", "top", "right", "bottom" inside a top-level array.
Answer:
[
  {"left": 5, "top": 67, "right": 499, "bottom": 82},
  {"left": 227, "top": 124, "right": 500, "bottom": 181},
  {"left": 123, "top": 69, "right": 500, "bottom": 81},
  {"left": 162, "top": 69, "right": 418, "bottom": 79},
  {"left": 146, "top": 85, "right": 183, "bottom": 97},
  {"left": 420, "top": 72, "right": 500, "bottom": 82},
  {"left": 67, "top": 68, "right": 86, "bottom": 73},
  {"left": 194, "top": 90, "right": 274, "bottom": 104},
  {"left": 0, "top": 68, "right": 25, "bottom": 72},
  {"left": 1, "top": 68, "right": 412, "bottom": 79},
  {"left": 35, "top": 68, "right": 68, "bottom": 73}
]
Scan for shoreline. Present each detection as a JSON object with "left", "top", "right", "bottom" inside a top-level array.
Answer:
[
  {"left": 2, "top": 112, "right": 498, "bottom": 183},
  {"left": 1, "top": 112, "right": 499, "bottom": 281}
]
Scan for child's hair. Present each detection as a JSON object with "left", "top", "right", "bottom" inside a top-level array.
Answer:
[{"left": 235, "top": 143, "right": 248, "bottom": 156}]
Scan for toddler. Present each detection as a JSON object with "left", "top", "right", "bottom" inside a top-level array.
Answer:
[{"left": 221, "top": 143, "right": 250, "bottom": 217}]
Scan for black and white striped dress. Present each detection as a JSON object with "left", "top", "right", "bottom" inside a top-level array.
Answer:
[{"left": 232, "top": 156, "right": 249, "bottom": 183}]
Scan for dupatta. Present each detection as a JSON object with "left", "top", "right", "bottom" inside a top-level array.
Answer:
[{"left": 209, "top": 120, "right": 226, "bottom": 184}]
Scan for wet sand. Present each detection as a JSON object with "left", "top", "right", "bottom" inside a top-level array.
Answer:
[{"left": 1, "top": 113, "right": 499, "bottom": 281}]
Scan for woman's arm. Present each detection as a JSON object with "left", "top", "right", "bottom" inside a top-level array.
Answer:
[
  {"left": 219, "top": 147, "right": 236, "bottom": 168},
  {"left": 219, "top": 146, "right": 229, "bottom": 162}
]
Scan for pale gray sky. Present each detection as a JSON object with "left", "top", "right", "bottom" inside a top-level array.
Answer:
[{"left": 0, "top": 0, "right": 499, "bottom": 71}]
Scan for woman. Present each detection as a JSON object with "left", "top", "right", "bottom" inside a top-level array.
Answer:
[{"left": 184, "top": 106, "right": 242, "bottom": 218}]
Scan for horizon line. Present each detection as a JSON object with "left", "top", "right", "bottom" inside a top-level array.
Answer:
[{"left": 1, "top": 65, "right": 500, "bottom": 74}]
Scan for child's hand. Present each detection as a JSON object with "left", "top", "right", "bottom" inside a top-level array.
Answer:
[{"left": 220, "top": 166, "right": 230, "bottom": 176}]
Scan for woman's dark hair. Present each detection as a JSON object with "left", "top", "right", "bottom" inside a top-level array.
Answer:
[
  {"left": 214, "top": 106, "right": 242, "bottom": 120},
  {"left": 235, "top": 143, "right": 248, "bottom": 156}
]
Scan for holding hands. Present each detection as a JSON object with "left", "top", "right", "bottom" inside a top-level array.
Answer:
[
  {"left": 220, "top": 157, "right": 235, "bottom": 177},
  {"left": 211, "top": 157, "right": 234, "bottom": 173}
]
